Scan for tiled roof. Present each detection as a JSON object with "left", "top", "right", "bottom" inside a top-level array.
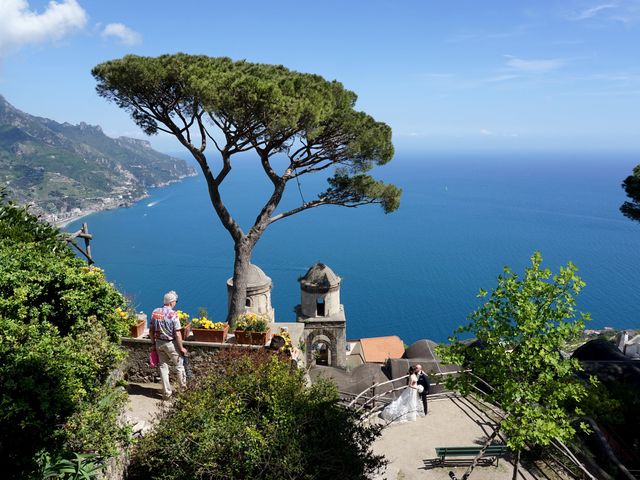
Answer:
[{"left": 356, "top": 336, "right": 405, "bottom": 363}]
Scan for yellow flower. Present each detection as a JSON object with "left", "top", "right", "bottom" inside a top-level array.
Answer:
[{"left": 192, "top": 316, "right": 227, "bottom": 330}]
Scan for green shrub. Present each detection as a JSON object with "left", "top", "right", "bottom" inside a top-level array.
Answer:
[
  {"left": 63, "top": 383, "right": 130, "bottom": 459},
  {"left": 129, "top": 349, "right": 386, "bottom": 480},
  {"left": 0, "top": 189, "right": 64, "bottom": 251},
  {"left": 0, "top": 243, "right": 129, "bottom": 339},
  {"left": 0, "top": 196, "right": 130, "bottom": 478}
]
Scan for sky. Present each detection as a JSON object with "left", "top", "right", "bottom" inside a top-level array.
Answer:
[{"left": 1, "top": 0, "right": 639, "bottom": 154}]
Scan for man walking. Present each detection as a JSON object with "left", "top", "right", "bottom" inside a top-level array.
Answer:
[
  {"left": 415, "top": 364, "right": 430, "bottom": 414},
  {"left": 150, "top": 290, "right": 187, "bottom": 399}
]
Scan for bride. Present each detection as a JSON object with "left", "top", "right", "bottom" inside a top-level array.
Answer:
[{"left": 380, "top": 366, "right": 425, "bottom": 423}]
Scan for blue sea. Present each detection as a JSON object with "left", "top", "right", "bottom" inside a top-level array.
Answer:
[{"left": 67, "top": 152, "right": 640, "bottom": 344}]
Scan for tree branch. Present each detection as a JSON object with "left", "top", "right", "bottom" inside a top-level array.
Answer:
[
  {"left": 191, "top": 149, "right": 244, "bottom": 243},
  {"left": 258, "top": 149, "right": 281, "bottom": 186},
  {"left": 291, "top": 159, "right": 337, "bottom": 178},
  {"left": 269, "top": 199, "right": 328, "bottom": 224},
  {"left": 214, "top": 151, "right": 232, "bottom": 186},
  {"left": 195, "top": 111, "right": 207, "bottom": 153},
  {"left": 174, "top": 106, "right": 197, "bottom": 144}
]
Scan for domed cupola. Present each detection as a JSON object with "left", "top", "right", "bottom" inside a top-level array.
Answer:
[
  {"left": 299, "top": 262, "right": 341, "bottom": 317},
  {"left": 227, "top": 264, "right": 274, "bottom": 321}
]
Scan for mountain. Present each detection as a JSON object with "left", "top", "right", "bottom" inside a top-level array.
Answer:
[{"left": 0, "top": 95, "right": 196, "bottom": 224}]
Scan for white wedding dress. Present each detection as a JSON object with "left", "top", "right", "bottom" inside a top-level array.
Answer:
[{"left": 380, "top": 373, "right": 425, "bottom": 423}]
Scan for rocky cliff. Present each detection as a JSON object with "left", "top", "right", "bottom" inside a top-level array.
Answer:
[{"left": 0, "top": 95, "right": 196, "bottom": 223}]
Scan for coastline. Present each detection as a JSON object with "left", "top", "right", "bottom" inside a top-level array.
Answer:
[
  {"left": 51, "top": 172, "right": 197, "bottom": 229},
  {"left": 51, "top": 193, "right": 149, "bottom": 229},
  {"left": 55, "top": 209, "right": 98, "bottom": 228}
]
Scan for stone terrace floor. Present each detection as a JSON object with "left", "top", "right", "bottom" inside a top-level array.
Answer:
[{"left": 371, "top": 393, "right": 565, "bottom": 480}]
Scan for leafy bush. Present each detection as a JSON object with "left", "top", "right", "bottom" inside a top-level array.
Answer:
[
  {"left": 129, "top": 349, "right": 386, "bottom": 480},
  {"left": 0, "top": 196, "right": 130, "bottom": 478},
  {"left": 0, "top": 189, "right": 64, "bottom": 251},
  {"left": 0, "top": 244, "right": 129, "bottom": 338}
]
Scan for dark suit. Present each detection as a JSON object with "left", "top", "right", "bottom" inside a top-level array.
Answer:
[{"left": 416, "top": 370, "right": 430, "bottom": 414}]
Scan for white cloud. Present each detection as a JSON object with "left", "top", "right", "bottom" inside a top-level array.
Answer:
[
  {"left": 485, "top": 74, "right": 521, "bottom": 83},
  {"left": 504, "top": 55, "right": 565, "bottom": 73},
  {"left": 567, "top": 1, "right": 640, "bottom": 24},
  {"left": 0, "top": 0, "right": 87, "bottom": 56},
  {"left": 101, "top": 23, "right": 142, "bottom": 46},
  {"left": 574, "top": 4, "right": 617, "bottom": 20},
  {"left": 445, "top": 24, "right": 531, "bottom": 43},
  {"left": 396, "top": 131, "right": 426, "bottom": 137},
  {"left": 479, "top": 128, "right": 520, "bottom": 138}
]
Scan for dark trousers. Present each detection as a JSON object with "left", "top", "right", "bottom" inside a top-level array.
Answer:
[{"left": 421, "top": 392, "right": 428, "bottom": 414}]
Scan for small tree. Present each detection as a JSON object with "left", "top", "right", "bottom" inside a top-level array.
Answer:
[
  {"left": 620, "top": 164, "right": 640, "bottom": 222},
  {"left": 439, "top": 252, "right": 592, "bottom": 479},
  {"left": 92, "top": 55, "right": 401, "bottom": 326}
]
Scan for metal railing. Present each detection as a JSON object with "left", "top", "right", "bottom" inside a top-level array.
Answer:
[{"left": 347, "top": 370, "right": 467, "bottom": 412}]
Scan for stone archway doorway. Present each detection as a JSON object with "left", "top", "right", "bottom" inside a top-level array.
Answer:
[
  {"left": 309, "top": 334, "right": 333, "bottom": 366},
  {"left": 313, "top": 341, "right": 330, "bottom": 365}
]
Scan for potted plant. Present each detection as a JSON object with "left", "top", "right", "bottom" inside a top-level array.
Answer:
[
  {"left": 176, "top": 310, "right": 191, "bottom": 340},
  {"left": 191, "top": 317, "right": 229, "bottom": 343},
  {"left": 234, "top": 312, "right": 271, "bottom": 345},
  {"left": 119, "top": 307, "right": 145, "bottom": 338}
]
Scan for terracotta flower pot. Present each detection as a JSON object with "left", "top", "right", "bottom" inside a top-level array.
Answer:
[
  {"left": 129, "top": 319, "right": 145, "bottom": 338},
  {"left": 235, "top": 327, "right": 271, "bottom": 346},
  {"left": 179, "top": 323, "right": 192, "bottom": 340},
  {"left": 192, "top": 324, "right": 229, "bottom": 343}
]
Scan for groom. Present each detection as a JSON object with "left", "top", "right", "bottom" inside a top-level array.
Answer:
[{"left": 415, "top": 364, "right": 430, "bottom": 414}]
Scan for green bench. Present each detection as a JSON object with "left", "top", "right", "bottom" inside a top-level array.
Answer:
[{"left": 434, "top": 445, "right": 509, "bottom": 466}]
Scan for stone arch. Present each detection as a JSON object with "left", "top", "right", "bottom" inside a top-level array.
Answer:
[{"left": 306, "top": 329, "right": 338, "bottom": 366}]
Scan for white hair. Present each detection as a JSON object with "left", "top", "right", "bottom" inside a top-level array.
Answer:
[{"left": 163, "top": 290, "right": 178, "bottom": 305}]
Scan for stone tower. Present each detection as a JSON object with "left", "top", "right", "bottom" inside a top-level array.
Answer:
[
  {"left": 227, "top": 264, "right": 274, "bottom": 321},
  {"left": 296, "top": 262, "right": 346, "bottom": 368}
]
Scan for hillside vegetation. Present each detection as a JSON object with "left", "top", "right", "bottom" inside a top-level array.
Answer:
[{"left": 0, "top": 95, "right": 195, "bottom": 222}]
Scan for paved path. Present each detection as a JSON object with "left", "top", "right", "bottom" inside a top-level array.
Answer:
[
  {"left": 372, "top": 393, "right": 545, "bottom": 480},
  {"left": 123, "top": 382, "right": 165, "bottom": 434}
]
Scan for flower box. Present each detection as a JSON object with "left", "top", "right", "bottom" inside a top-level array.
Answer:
[
  {"left": 192, "top": 324, "right": 229, "bottom": 343},
  {"left": 179, "top": 322, "right": 192, "bottom": 340},
  {"left": 129, "top": 319, "right": 145, "bottom": 338},
  {"left": 235, "top": 327, "right": 271, "bottom": 346}
]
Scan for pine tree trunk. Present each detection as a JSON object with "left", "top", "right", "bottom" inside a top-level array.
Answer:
[{"left": 227, "top": 240, "right": 251, "bottom": 328}]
